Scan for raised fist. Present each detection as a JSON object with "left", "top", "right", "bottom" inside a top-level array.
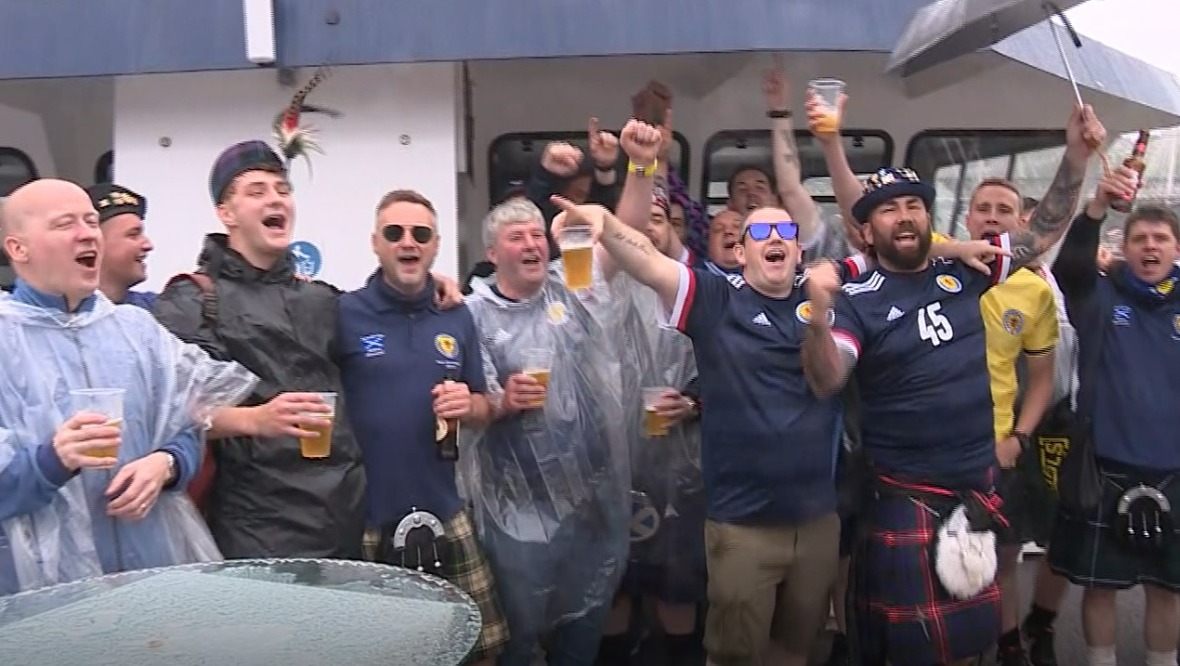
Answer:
[
  {"left": 619, "top": 119, "right": 663, "bottom": 167},
  {"left": 541, "top": 142, "right": 584, "bottom": 178}
]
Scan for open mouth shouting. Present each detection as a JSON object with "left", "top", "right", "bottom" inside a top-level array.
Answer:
[
  {"left": 893, "top": 224, "right": 922, "bottom": 250},
  {"left": 520, "top": 253, "right": 543, "bottom": 269},
  {"left": 397, "top": 253, "right": 422, "bottom": 269},
  {"left": 764, "top": 245, "right": 787, "bottom": 265},
  {"left": 75, "top": 249, "right": 98, "bottom": 270},
  {"left": 262, "top": 213, "right": 289, "bottom": 233}
]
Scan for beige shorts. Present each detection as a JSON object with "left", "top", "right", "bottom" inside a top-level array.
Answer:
[{"left": 703, "top": 512, "right": 840, "bottom": 665}]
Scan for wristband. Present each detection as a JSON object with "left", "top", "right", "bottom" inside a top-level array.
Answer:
[
  {"left": 627, "top": 159, "right": 659, "bottom": 178},
  {"left": 767, "top": 109, "right": 793, "bottom": 119}
]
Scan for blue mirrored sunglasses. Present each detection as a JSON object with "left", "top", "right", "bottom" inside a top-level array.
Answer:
[{"left": 743, "top": 221, "right": 799, "bottom": 242}]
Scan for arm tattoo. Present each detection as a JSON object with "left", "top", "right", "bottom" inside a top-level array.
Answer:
[
  {"left": 778, "top": 129, "right": 801, "bottom": 170},
  {"left": 1009, "top": 156, "right": 1085, "bottom": 267},
  {"left": 609, "top": 229, "right": 653, "bottom": 257}
]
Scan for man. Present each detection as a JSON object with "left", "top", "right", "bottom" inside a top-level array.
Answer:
[
  {"left": 337, "top": 189, "right": 508, "bottom": 665},
  {"left": 799, "top": 103, "right": 1103, "bottom": 666},
  {"left": 85, "top": 183, "right": 157, "bottom": 308},
  {"left": 0, "top": 178, "right": 258, "bottom": 594},
  {"left": 556, "top": 164, "right": 845, "bottom": 664},
  {"left": 153, "top": 140, "right": 369, "bottom": 559},
  {"left": 461, "top": 195, "right": 630, "bottom": 666},
  {"left": 703, "top": 210, "right": 745, "bottom": 278},
  {"left": 599, "top": 137, "right": 707, "bottom": 664},
  {"left": 1047, "top": 170, "right": 1180, "bottom": 666},
  {"left": 961, "top": 177, "right": 1060, "bottom": 666}
]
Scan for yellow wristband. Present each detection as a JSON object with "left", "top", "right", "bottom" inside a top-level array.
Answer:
[{"left": 627, "top": 159, "right": 659, "bottom": 178}]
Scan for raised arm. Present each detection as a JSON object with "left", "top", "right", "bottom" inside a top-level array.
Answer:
[
  {"left": 595, "top": 118, "right": 667, "bottom": 281},
  {"left": 764, "top": 63, "right": 821, "bottom": 245},
  {"left": 551, "top": 196, "right": 681, "bottom": 311},
  {"left": 806, "top": 91, "right": 865, "bottom": 252},
  {"left": 1007, "top": 105, "right": 1106, "bottom": 269}
]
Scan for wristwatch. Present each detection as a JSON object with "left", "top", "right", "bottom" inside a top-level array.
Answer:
[
  {"left": 1011, "top": 431, "right": 1032, "bottom": 453},
  {"left": 161, "top": 451, "right": 178, "bottom": 486}
]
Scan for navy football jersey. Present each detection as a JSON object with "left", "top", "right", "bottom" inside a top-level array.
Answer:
[
  {"left": 831, "top": 234, "right": 1014, "bottom": 488},
  {"left": 664, "top": 263, "right": 843, "bottom": 524}
]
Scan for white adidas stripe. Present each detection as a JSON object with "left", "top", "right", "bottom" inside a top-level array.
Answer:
[{"left": 842, "top": 272, "right": 885, "bottom": 295}]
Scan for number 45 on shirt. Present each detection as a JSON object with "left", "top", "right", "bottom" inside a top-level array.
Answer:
[{"left": 918, "top": 302, "right": 955, "bottom": 347}]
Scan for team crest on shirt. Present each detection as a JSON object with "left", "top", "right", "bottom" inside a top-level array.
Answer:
[
  {"left": 1157, "top": 277, "right": 1177, "bottom": 297},
  {"left": 434, "top": 333, "right": 458, "bottom": 359},
  {"left": 795, "top": 300, "right": 835, "bottom": 326},
  {"left": 547, "top": 301, "right": 569, "bottom": 325},
  {"left": 936, "top": 274, "right": 962, "bottom": 294},
  {"left": 1002, "top": 309, "right": 1025, "bottom": 335}
]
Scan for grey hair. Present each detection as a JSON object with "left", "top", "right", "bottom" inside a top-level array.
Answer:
[{"left": 482, "top": 198, "right": 544, "bottom": 248}]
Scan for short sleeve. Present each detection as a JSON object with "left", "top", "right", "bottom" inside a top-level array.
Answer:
[
  {"left": 832, "top": 288, "right": 867, "bottom": 361},
  {"left": 656, "top": 264, "right": 732, "bottom": 338},
  {"left": 461, "top": 309, "right": 489, "bottom": 393},
  {"left": 961, "top": 232, "right": 1015, "bottom": 295},
  {"left": 1023, "top": 283, "right": 1060, "bottom": 356},
  {"left": 838, "top": 255, "right": 870, "bottom": 283}
]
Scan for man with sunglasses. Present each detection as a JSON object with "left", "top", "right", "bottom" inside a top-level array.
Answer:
[
  {"left": 336, "top": 189, "right": 507, "bottom": 666},
  {"left": 555, "top": 158, "right": 845, "bottom": 664}
]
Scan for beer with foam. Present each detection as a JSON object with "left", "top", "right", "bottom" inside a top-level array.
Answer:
[{"left": 558, "top": 227, "right": 594, "bottom": 291}]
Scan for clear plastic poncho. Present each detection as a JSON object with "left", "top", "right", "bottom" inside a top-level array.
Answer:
[
  {"left": 608, "top": 274, "right": 704, "bottom": 582},
  {"left": 0, "top": 294, "right": 258, "bottom": 594},
  {"left": 460, "top": 261, "right": 630, "bottom": 636}
]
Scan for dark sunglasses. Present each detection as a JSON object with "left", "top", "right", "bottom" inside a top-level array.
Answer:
[
  {"left": 382, "top": 224, "right": 434, "bottom": 244},
  {"left": 743, "top": 221, "right": 799, "bottom": 242}
]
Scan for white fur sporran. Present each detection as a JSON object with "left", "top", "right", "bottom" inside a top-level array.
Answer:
[{"left": 934, "top": 504, "right": 998, "bottom": 600}]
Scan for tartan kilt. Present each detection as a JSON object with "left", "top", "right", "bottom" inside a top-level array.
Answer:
[
  {"left": 365, "top": 509, "right": 509, "bottom": 663},
  {"left": 853, "top": 489, "right": 1001, "bottom": 666},
  {"left": 1048, "top": 460, "right": 1180, "bottom": 592}
]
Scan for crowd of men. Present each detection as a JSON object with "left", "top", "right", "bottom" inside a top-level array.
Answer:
[{"left": 0, "top": 64, "right": 1178, "bottom": 666}]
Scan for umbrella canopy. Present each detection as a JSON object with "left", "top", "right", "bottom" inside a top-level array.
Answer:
[{"left": 886, "top": 0, "right": 1088, "bottom": 76}]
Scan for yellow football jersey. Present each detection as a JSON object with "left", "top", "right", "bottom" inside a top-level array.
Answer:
[{"left": 980, "top": 268, "right": 1059, "bottom": 441}]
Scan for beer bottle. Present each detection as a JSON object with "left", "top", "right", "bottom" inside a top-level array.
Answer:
[
  {"left": 436, "top": 367, "right": 460, "bottom": 461},
  {"left": 1111, "top": 129, "right": 1150, "bottom": 213}
]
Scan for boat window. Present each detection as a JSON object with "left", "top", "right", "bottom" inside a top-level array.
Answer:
[
  {"left": 94, "top": 150, "right": 114, "bottom": 184},
  {"left": 700, "top": 130, "right": 894, "bottom": 220},
  {"left": 0, "top": 148, "right": 38, "bottom": 291},
  {"left": 487, "top": 131, "right": 689, "bottom": 207},
  {"left": 0, "top": 148, "right": 38, "bottom": 198},
  {"left": 905, "top": 130, "right": 1068, "bottom": 238}
]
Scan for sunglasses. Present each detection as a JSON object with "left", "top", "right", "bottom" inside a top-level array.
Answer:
[
  {"left": 743, "top": 221, "right": 799, "bottom": 242},
  {"left": 382, "top": 224, "right": 434, "bottom": 244}
]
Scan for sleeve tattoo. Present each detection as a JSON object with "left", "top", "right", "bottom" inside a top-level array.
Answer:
[{"left": 1008, "top": 156, "right": 1086, "bottom": 267}]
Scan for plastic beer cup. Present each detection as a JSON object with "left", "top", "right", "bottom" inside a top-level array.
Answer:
[
  {"left": 300, "top": 392, "right": 337, "bottom": 459},
  {"left": 642, "top": 387, "right": 674, "bottom": 437},
  {"left": 69, "top": 388, "right": 125, "bottom": 459},
  {"left": 520, "top": 348, "right": 553, "bottom": 408},
  {"left": 808, "top": 78, "right": 845, "bottom": 134},
  {"left": 559, "top": 227, "right": 594, "bottom": 291}
]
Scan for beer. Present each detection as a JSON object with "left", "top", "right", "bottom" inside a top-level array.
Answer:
[
  {"left": 300, "top": 418, "right": 334, "bottom": 459},
  {"left": 436, "top": 368, "right": 460, "bottom": 461},
  {"left": 1111, "top": 129, "right": 1150, "bottom": 213},
  {"left": 811, "top": 112, "right": 840, "bottom": 134},
  {"left": 300, "top": 392, "right": 338, "bottom": 459},
  {"left": 525, "top": 368, "right": 550, "bottom": 408},
  {"left": 807, "top": 78, "right": 845, "bottom": 136},
  {"left": 560, "top": 242, "right": 594, "bottom": 291},
  {"left": 83, "top": 418, "right": 122, "bottom": 459},
  {"left": 644, "top": 407, "right": 669, "bottom": 438}
]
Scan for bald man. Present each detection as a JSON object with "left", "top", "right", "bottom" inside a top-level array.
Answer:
[{"left": 0, "top": 178, "right": 260, "bottom": 594}]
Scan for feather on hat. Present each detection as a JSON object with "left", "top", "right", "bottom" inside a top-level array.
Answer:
[{"left": 271, "top": 67, "right": 342, "bottom": 175}]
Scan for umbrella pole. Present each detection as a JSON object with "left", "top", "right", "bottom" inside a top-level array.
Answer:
[{"left": 1048, "top": 15, "right": 1112, "bottom": 175}]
